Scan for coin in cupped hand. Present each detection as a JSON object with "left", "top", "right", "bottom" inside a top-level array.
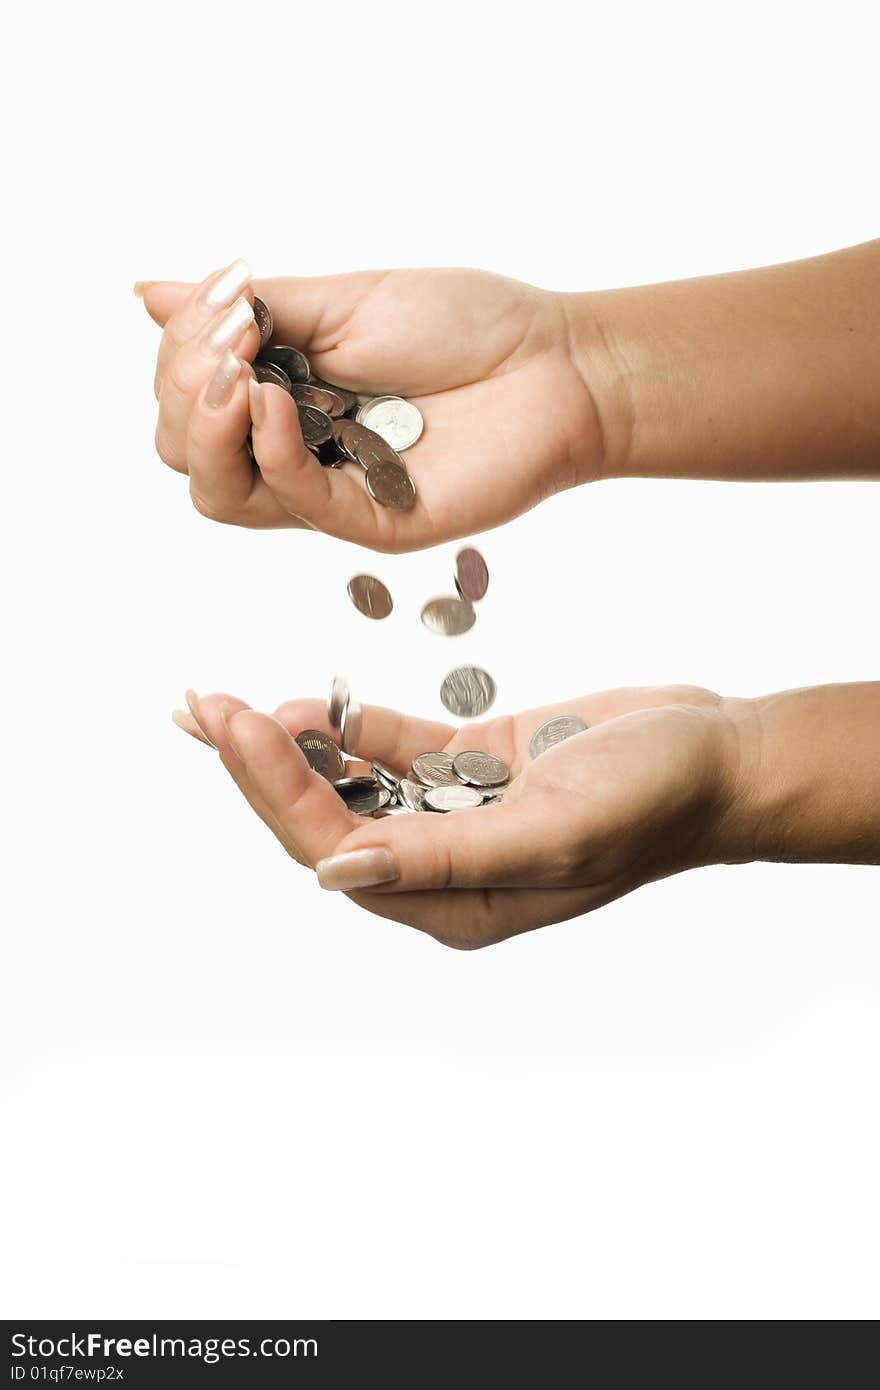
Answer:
[
  {"left": 253, "top": 359, "right": 292, "bottom": 391},
  {"left": 356, "top": 396, "right": 424, "bottom": 451},
  {"left": 259, "top": 345, "right": 311, "bottom": 383},
  {"left": 297, "top": 403, "right": 333, "bottom": 446},
  {"left": 365, "top": 461, "right": 416, "bottom": 511},
  {"left": 410, "top": 751, "right": 458, "bottom": 787},
  {"left": 252, "top": 296, "right": 273, "bottom": 348},
  {"left": 424, "top": 784, "right": 484, "bottom": 812},
  {"left": 295, "top": 729, "right": 345, "bottom": 782},
  {"left": 528, "top": 715, "right": 588, "bottom": 762},
  {"left": 452, "top": 750, "right": 509, "bottom": 787}
]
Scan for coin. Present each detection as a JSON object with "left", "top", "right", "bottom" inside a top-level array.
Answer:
[
  {"left": 424, "top": 784, "right": 484, "bottom": 812},
  {"left": 365, "top": 460, "right": 416, "bottom": 511},
  {"left": 372, "top": 759, "right": 401, "bottom": 793},
  {"left": 347, "top": 574, "right": 393, "bottom": 620},
  {"left": 356, "top": 396, "right": 424, "bottom": 451},
  {"left": 440, "top": 666, "right": 497, "bottom": 719},
  {"left": 295, "top": 729, "right": 345, "bottom": 782},
  {"left": 328, "top": 674, "right": 350, "bottom": 730},
  {"left": 452, "top": 750, "right": 509, "bottom": 787},
  {"left": 341, "top": 699, "right": 362, "bottom": 755},
  {"left": 259, "top": 345, "right": 311, "bottom": 384},
  {"left": 352, "top": 427, "right": 405, "bottom": 471},
  {"left": 420, "top": 596, "right": 476, "bottom": 636},
  {"left": 290, "top": 381, "right": 346, "bottom": 416},
  {"left": 455, "top": 547, "right": 489, "bottom": 603},
  {"left": 296, "top": 403, "right": 333, "bottom": 446},
  {"left": 337, "top": 783, "right": 382, "bottom": 816},
  {"left": 309, "top": 377, "right": 358, "bottom": 415},
  {"left": 398, "top": 778, "right": 428, "bottom": 812},
  {"left": 311, "top": 437, "right": 347, "bottom": 467},
  {"left": 253, "top": 359, "right": 292, "bottom": 391},
  {"left": 252, "top": 296, "right": 273, "bottom": 348},
  {"left": 410, "top": 751, "right": 457, "bottom": 787},
  {"left": 528, "top": 714, "right": 588, "bottom": 762}
]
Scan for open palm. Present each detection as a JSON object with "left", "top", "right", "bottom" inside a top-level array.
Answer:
[
  {"left": 177, "top": 683, "right": 744, "bottom": 949},
  {"left": 144, "top": 266, "right": 603, "bottom": 551}
]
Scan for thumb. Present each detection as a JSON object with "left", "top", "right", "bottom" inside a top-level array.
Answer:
[
  {"left": 137, "top": 280, "right": 193, "bottom": 327},
  {"left": 314, "top": 795, "right": 572, "bottom": 894}
]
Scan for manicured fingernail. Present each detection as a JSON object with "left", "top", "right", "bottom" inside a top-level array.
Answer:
[
  {"left": 185, "top": 689, "right": 217, "bottom": 748},
  {"left": 172, "top": 709, "right": 214, "bottom": 747},
  {"left": 205, "top": 350, "right": 241, "bottom": 408},
  {"left": 201, "top": 296, "right": 254, "bottom": 358},
  {"left": 133, "top": 280, "right": 156, "bottom": 299},
  {"left": 197, "top": 258, "right": 253, "bottom": 313},
  {"left": 248, "top": 376, "right": 266, "bottom": 427},
  {"left": 219, "top": 702, "right": 244, "bottom": 759},
  {"left": 316, "top": 848, "right": 398, "bottom": 891}
]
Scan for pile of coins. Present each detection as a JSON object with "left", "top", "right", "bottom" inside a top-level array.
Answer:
[
  {"left": 289, "top": 680, "right": 589, "bottom": 819},
  {"left": 250, "top": 296, "right": 421, "bottom": 511}
]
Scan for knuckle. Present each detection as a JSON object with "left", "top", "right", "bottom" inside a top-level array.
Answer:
[
  {"left": 189, "top": 488, "right": 230, "bottom": 524},
  {"left": 154, "top": 425, "right": 185, "bottom": 471}
]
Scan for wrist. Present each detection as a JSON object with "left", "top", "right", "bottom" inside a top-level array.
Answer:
[{"left": 558, "top": 290, "right": 635, "bottom": 482}]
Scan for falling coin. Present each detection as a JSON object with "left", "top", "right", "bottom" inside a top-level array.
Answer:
[
  {"left": 252, "top": 296, "right": 273, "bottom": 348},
  {"left": 420, "top": 596, "right": 476, "bottom": 636},
  {"left": 365, "top": 460, "right": 416, "bottom": 511},
  {"left": 452, "top": 750, "right": 509, "bottom": 788},
  {"left": 295, "top": 729, "right": 345, "bottom": 782},
  {"left": 410, "top": 752, "right": 458, "bottom": 787},
  {"left": 440, "top": 666, "right": 497, "bottom": 719},
  {"left": 347, "top": 574, "right": 393, "bottom": 620},
  {"left": 528, "top": 715, "right": 588, "bottom": 762},
  {"left": 356, "top": 395, "right": 424, "bottom": 452},
  {"left": 328, "top": 674, "right": 350, "bottom": 730},
  {"left": 424, "top": 784, "right": 484, "bottom": 812},
  {"left": 341, "top": 699, "right": 363, "bottom": 755},
  {"left": 455, "top": 547, "right": 489, "bottom": 602}
]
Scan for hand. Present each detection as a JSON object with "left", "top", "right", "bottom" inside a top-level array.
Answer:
[
  {"left": 173, "top": 684, "right": 754, "bottom": 949},
  {"left": 141, "top": 262, "right": 604, "bottom": 551}
]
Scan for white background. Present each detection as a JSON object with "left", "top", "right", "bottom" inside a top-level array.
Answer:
[{"left": 2, "top": 0, "right": 877, "bottom": 1320}]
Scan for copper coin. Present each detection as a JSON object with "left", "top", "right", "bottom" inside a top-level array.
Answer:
[
  {"left": 365, "top": 460, "right": 416, "bottom": 511},
  {"left": 296, "top": 403, "right": 333, "bottom": 446},
  {"left": 347, "top": 574, "right": 393, "bottom": 620},
  {"left": 252, "top": 296, "right": 273, "bottom": 348},
  {"left": 290, "top": 381, "right": 346, "bottom": 416},
  {"left": 455, "top": 547, "right": 489, "bottom": 602},
  {"left": 253, "top": 359, "right": 292, "bottom": 391},
  {"left": 259, "top": 345, "right": 311, "bottom": 383},
  {"left": 308, "top": 376, "right": 358, "bottom": 415}
]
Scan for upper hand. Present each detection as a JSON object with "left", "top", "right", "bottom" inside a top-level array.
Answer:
[
  {"left": 174, "top": 684, "right": 755, "bottom": 949},
  {"left": 141, "top": 261, "right": 604, "bottom": 552}
]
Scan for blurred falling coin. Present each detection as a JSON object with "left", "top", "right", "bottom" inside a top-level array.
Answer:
[
  {"left": 252, "top": 296, "right": 273, "bottom": 347},
  {"left": 295, "top": 729, "right": 345, "bottom": 782},
  {"left": 365, "top": 460, "right": 416, "bottom": 511},
  {"left": 455, "top": 547, "right": 489, "bottom": 602},
  {"left": 440, "top": 666, "right": 497, "bottom": 719},
  {"left": 341, "top": 699, "right": 363, "bottom": 755},
  {"left": 328, "top": 674, "right": 350, "bottom": 730},
  {"left": 420, "top": 596, "right": 476, "bottom": 636},
  {"left": 356, "top": 395, "right": 424, "bottom": 451},
  {"left": 347, "top": 574, "right": 393, "bottom": 620},
  {"left": 528, "top": 715, "right": 588, "bottom": 762}
]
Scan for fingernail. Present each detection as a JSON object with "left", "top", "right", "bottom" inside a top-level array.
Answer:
[
  {"left": 133, "top": 280, "right": 156, "bottom": 299},
  {"left": 219, "top": 702, "right": 244, "bottom": 760},
  {"left": 316, "top": 848, "right": 398, "bottom": 891},
  {"left": 197, "top": 258, "right": 253, "bottom": 313},
  {"left": 248, "top": 376, "right": 266, "bottom": 427},
  {"left": 201, "top": 297, "right": 254, "bottom": 358},
  {"left": 205, "top": 350, "right": 241, "bottom": 408},
  {"left": 172, "top": 709, "right": 214, "bottom": 747},
  {"left": 185, "top": 689, "right": 217, "bottom": 749}
]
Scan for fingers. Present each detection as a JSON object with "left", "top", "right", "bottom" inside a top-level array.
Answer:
[
  {"left": 251, "top": 271, "right": 388, "bottom": 362},
  {"left": 272, "top": 698, "right": 454, "bottom": 772},
  {"left": 144, "top": 259, "right": 254, "bottom": 392}
]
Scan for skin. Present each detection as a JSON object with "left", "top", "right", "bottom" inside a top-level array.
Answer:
[
  {"left": 140, "top": 240, "right": 880, "bottom": 552},
  {"left": 172, "top": 682, "right": 880, "bottom": 950}
]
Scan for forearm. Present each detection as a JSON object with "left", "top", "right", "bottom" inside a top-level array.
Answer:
[
  {"left": 723, "top": 683, "right": 880, "bottom": 865},
  {"left": 565, "top": 240, "right": 880, "bottom": 482}
]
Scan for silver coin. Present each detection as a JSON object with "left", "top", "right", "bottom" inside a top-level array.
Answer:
[
  {"left": 345, "top": 786, "right": 382, "bottom": 816},
  {"left": 481, "top": 793, "right": 505, "bottom": 806},
  {"left": 252, "top": 295, "right": 273, "bottom": 348},
  {"left": 295, "top": 729, "right": 345, "bottom": 782},
  {"left": 365, "top": 460, "right": 417, "bottom": 511},
  {"left": 374, "top": 803, "right": 412, "bottom": 817},
  {"left": 424, "top": 784, "right": 484, "bottom": 812},
  {"left": 347, "top": 573, "right": 393, "bottom": 620},
  {"left": 341, "top": 699, "right": 363, "bottom": 755},
  {"left": 297, "top": 403, "right": 333, "bottom": 446},
  {"left": 420, "top": 595, "right": 476, "bottom": 636},
  {"left": 253, "top": 359, "right": 292, "bottom": 392},
  {"left": 440, "top": 666, "right": 497, "bottom": 719},
  {"left": 356, "top": 396, "right": 424, "bottom": 451},
  {"left": 455, "top": 547, "right": 489, "bottom": 602},
  {"left": 311, "top": 437, "right": 347, "bottom": 467},
  {"left": 309, "top": 376, "right": 358, "bottom": 415},
  {"left": 290, "top": 381, "right": 346, "bottom": 417},
  {"left": 328, "top": 674, "right": 350, "bottom": 730},
  {"left": 260, "top": 345, "right": 311, "bottom": 383},
  {"left": 452, "top": 750, "right": 509, "bottom": 788},
  {"left": 398, "top": 778, "right": 428, "bottom": 812},
  {"left": 352, "top": 427, "right": 405, "bottom": 470},
  {"left": 372, "top": 759, "right": 401, "bottom": 793},
  {"left": 375, "top": 787, "right": 392, "bottom": 810},
  {"left": 333, "top": 775, "right": 377, "bottom": 792},
  {"left": 410, "top": 751, "right": 457, "bottom": 787},
  {"left": 528, "top": 714, "right": 589, "bottom": 762}
]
